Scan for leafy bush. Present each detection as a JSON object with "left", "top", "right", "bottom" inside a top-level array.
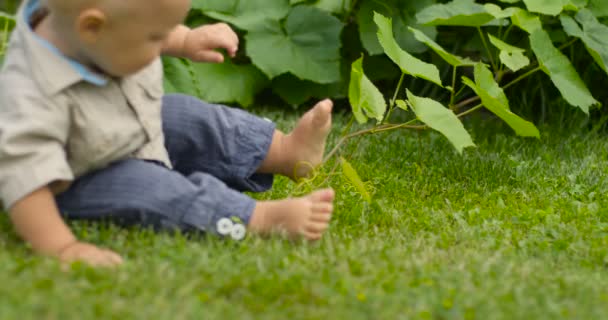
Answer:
[
  {"left": 0, "top": 12, "right": 15, "bottom": 66},
  {"left": 165, "top": 0, "right": 445, "bottom": 107},
  {"left": 330, "top": 0, "right": 608, "bottom": 163},
  {"left": 165, "top": 0, "right": 608, "bottom": 113}
]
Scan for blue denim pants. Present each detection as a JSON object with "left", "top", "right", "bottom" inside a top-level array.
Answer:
[{"left": 56, "top": 94, "right": 276, "bottom": 239}]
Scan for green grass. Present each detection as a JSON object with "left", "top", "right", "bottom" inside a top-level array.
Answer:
[{"left": 1, "top": 108, "right": 608, "bottom": 319}]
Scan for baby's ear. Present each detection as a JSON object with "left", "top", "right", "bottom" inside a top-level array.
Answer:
[{"left": 76, "top": 8, "right": 106, "bottom": 43}]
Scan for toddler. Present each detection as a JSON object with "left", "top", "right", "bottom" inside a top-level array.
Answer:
[{"left": 0, "top": 0, "right": 335, "bottom": 267}]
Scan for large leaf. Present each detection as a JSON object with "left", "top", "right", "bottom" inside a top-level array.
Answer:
[
  {"left": 406, "top": 90, "right": 475, "bottom": 154},
  {"left": 349, "top": 57, "right": 386, "bottom": 124},
  {"left": 522, "top": 0, "right": 569, "bottom": 16},
  {"left": 409, "top": 27, "right": 476, "bottom": 67},
  {"left": 246, "top": 6, "right": 343, "bottom": 83},
  {"left": 561, "top": 9, "right": 608, "bottom": 75},
  {"left": 510, "top": 8, "right": 543, "bottom": 33},
  {"left": 462, "top": 64, "right": 540, "bottom": 137},
  {"left": 163, "top": 58, "right": 268, "bottom": 107},
  {"left": 191, "top": 0, "right": 290, "bottom": 31},
  {"left": 374, "top": 13, "right": 442, "bottom": 87},
  {"left": 488, "top": 34, "right": 530, "bottom": 72},
  {"left": 163, "top": 58, "right": 199, "bottom": 97},
  {"left": 589, "top": 0, "right": 608, "bottom": 17},
  {"left": 357, "top": 0, "right": 437, "bottom": 55},
  {"left": 529, "top": 28, "right": 599, "bottom": 113},
  {"left": 416, "top": 0, "right": 501, "bottom": 27},
  {"left": 314, "top": 0, "right": 353, "bottom": 15}
]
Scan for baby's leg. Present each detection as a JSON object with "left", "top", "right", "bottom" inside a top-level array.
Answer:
[
  {"left": 55, "top": 159, "right": 258, "bottom": 236},
  {"left": 257, "top": 99, "right": 333, "bottom": 180},
  {"left": 163, "top": 94, "right": 333, "bottom": 184},
  {"left": 56, "top": 159, "right": 334, "bottom": 241},
  {"left": 162, "top": 94, "right": 276, "bottom": 192},
  {"left": 160, "top": 95, "right": 335, "bottom": 239}
]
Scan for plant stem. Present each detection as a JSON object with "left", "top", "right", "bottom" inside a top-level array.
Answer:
[
  {"left": 385, "top": 73, "right": 405, "bottom": 123},
  {"left": 456, "top": 104, "right": 483, "bottom": 118},
  {"left": 502, "top": 24, "right": 514, "bottom": 41},
  {"left": 478, "top": 27, "right": 497, "bottom": 72},
  {"left": 324, "top": 121, "right": 422, "bottom": 163},
  {"left": 503, "top": 66, "right": 542, "bottom": 90},
  {"left": 453, "top": 96, "right": 481, "bottom": 111},
  {"left": 450, "top": 66, "right": 458, "bottom": 109},
  {"left": 323, "top": 100, "right": 485, "bottom": 164},
  {"left": 558, "top": 38, "right": 578, "bottom": 51}
]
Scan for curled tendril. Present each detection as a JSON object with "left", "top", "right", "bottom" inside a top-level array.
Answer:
[
  {"left": 290, "top": 161, "right": 329, "bottom": 197},
  {"left": 292, "top": 161, "right": 316, "bottom": 181}
]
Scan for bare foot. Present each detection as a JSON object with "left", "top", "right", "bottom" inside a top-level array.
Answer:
[
  {"left": 282, "top": 99, "right": 333, "bottom": 180},
  {"left": 249, "top": 189, "right": 335, "bottom": 241}
]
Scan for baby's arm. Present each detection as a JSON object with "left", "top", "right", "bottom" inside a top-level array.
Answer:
[
  {"left": 9, "top": 186, "right": 123, "bottom": 267},
  {"left": 162, "top": 23, "right": 239, "bottom": 63},
  {"left": 0, "top": 71, "right": 122, "bottom": 268}
]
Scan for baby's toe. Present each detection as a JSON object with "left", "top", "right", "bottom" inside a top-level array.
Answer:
[
  {"left": 313, "top": 202, "right": 333, "bottom": 214},
  {"left": 309, "top": 188, "right": 335, "bottom": 203},
  {"left": 305, "top": 221, "right": 329, "bottom": 234}
]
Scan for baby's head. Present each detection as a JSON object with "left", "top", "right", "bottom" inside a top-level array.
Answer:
[{"left": 46, "top": 0, "right": 190, "bottom": 76}]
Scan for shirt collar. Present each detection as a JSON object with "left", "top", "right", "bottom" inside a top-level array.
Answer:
[{"left": 20, "top": 0, "right": 108, "bottom": 95}]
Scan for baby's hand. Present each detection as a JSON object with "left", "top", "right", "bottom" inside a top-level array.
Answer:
[
  {"left": 58, "top": 241, "right": 123, "bottom": 268},
  {"left": 182, "top": 23, "right": 239, "bottom": 63}
]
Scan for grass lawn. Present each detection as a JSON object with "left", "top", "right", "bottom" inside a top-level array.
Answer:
[{"left": 1, "top": 106, "right": 608, "bottom": 319}]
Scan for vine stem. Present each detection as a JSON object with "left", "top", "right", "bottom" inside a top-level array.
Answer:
[
  {"left": 453, "top": 96, "right": 480, "bottom": 111},
  {"left": 449, "top": 66, "right": 457, "bottom": 108},
  {"left": 502, "top": 66, "right": 542, "bottom": 90},
  {"left": 323, "top": 121, "right": 422, "bottom": 163},
  {"left": 478, "top": 27, "right": 497, "bottom": 72},
  {"left": 384, "top": 72, "right": 406, "bottom": 123},
  {"left": 455, "top": 104, "right": 483, "bottom": 118},
  {"left": 323, "top": 104, "right": 481, "bottom": 163}
]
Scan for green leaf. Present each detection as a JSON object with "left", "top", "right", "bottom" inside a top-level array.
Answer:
[
  {"left": 348, "top": 57, "right": 387, "bottom": 124},
  {"left": 406, "top": 90, "right": 475, "bottom": 154},
  {"left": 0, "top": 12, "right": 15, "bottom": 21},
  {"left": 163, "top": 57, "right": 269, "bottom": 107},
  {"left": 488, "top": 34, "right": 530, "bottom": 72},
  {"left": 163, "top": 58, "right": 199, "bottom": 97},
  {"left": 374, "top": 13, "right": 443, "bottom": 87},
  {"left": 246, "top": 6, "right": 343, "bottom": 83},
  {"left": 409, "top": 27, "right": 477, "bottom": 67},
  {"left": 314, "top": 0, "right": 353, "bottom": 15},
  {"left": 522, "top": 0, "right": 569, "bottom": 16},
  {"left": 191, "top": 0, "right": 290, "bottom": 31},
  {"left": 567, "top": 0, "right": 589, "bottom": 10},
  {"left": 416, "top": 0, "right": 498, "bottom": 27},
  {"left": 340, "top": 157, "right": 371, "bottom": 202},
  {"left": 529, "top": 28, "right": 599, "bottom": 113},
  {"left": 560, "top": 9, "right": 608, "bottom": 75},
  {"left": 395, "top": 99, "right": 408, "bottom": 111},
  {"left": 357, "top": 0, "right": 437, "bottom": 55},
  {"left": 462, "top": 64, "right": 540, "bottom": 137},
  {"left": 511, "top": 8, "right": 543, "bottom": 33},
  {"left": 0, "top": 11, "right": 15, "bottom": 66},
  {"left": 589, "top": 0, "right": 608, "bottom": 17}
]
